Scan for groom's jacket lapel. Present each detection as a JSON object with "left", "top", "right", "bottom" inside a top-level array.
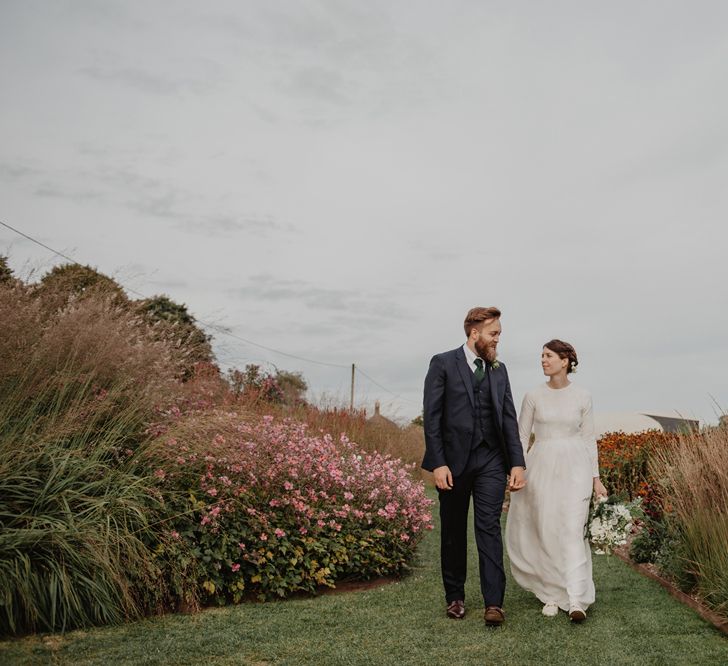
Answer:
[
  {"left": 454, "top": 347, "right": 475, "bottom": 408},
  {"left": 489, "top": 366, "right": 503, "bottom": 427}
]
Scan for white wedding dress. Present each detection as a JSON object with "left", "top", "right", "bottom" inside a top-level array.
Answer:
[{"left": 505, "top": 382, "right": 600, "bottom": 612}]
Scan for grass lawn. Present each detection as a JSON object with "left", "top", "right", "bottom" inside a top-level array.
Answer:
[{"left": 2, "top": 495, "right": 727, "bottom": 666}]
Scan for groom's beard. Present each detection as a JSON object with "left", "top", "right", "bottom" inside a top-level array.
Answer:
[{"left": 475, "top": 340, "right": 498, "bottom": 364}]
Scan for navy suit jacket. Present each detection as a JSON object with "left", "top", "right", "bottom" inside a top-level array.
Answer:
[{"left": 421, "top": 346, "right": 526, "bottom": 477}]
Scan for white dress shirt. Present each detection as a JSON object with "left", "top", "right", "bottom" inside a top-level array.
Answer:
[{"left": 462, "top": 343, "right": 485, "bottom": 374}]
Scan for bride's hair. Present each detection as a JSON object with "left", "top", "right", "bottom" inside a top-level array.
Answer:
[{"left": 543, "top": 339, "right": 578, "bottom": 374}]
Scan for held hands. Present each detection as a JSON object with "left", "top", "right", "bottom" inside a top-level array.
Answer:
[
  {"left": 433, "top": 465, "right": 453, "bottom": 490},
  {"left": 435, "top": 465, "right": 528, "bottom": 491},
  {"left": 508, "top": 466, "right": 527, "bottom": 492},
  {"left": 593, "top": 477, "right": 608, "bottom": 499}
]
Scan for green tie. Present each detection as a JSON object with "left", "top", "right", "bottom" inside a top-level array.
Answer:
[{"left": 474, "top": 358, "right": 485, "bottom": 384}]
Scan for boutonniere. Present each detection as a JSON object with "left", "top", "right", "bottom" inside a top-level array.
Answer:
[{"left": 490, "top": 360, "right": 500, "bottom": 370}]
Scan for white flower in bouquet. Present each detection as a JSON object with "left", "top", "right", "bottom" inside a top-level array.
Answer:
[{"left": 586, "top": 496, "right": 642, "bottom": 555}]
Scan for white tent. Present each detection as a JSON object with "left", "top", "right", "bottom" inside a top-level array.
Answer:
[
  {"left": 594, "top": 411, "right": 700, "bottom": 437},
  {"left": 594, "top": 412, "right": 663, "bottom": 438}
]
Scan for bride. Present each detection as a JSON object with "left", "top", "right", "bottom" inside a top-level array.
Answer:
[{"left": 505, "top": 339, "right": 607, "bottom": 622}]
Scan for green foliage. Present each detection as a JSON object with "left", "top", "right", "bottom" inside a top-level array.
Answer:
[
  {"left": 145, "top": 414, "right": 432, "bottom": 605},
  {"left": 275, "top": 369, "right": 308, "bottom": 406},
  {"left": 410, "top": 413, "right": 424, "bottom": 427},
  {"left": 36, "top": 263, "right": 128, "bottom": 309},
  {"left": 167, "top": 500, "right": 414, "bottom": 604},
  {"left": 226, "top": 364, "right": 287, "bottom": 404},
  {"left": 136, "top": 295, "right": 213, "bottom": 370},
  {"left": 0, "top": 384, "right": 184, "bottom": 635},
  {"left": 0, "top": 255, "right": 13, "bottom": 284},
  {"left": 630, "top": 516, "right": 669, "bottom": 564}
]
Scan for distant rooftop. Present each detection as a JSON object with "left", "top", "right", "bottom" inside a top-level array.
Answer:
[{"left": 594, "top": 411, "right": 699, "bottom": 437}]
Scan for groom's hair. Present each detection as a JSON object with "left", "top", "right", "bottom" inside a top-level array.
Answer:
[{"left": 463, "top": 307, "right": 501, "bottom": 338}]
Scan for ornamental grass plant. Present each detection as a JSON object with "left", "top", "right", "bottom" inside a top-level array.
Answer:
[
  {"left": 0, "top": 284, "right": 192, "bottom": 635},
  {"left": 649, "top": 427, "right": 728, "bottom": 620},
  {"left": 0, "top": 388, "right": 180, "bottom": 635}
]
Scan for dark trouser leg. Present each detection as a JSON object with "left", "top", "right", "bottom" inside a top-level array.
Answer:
[
  {"left": 471, "top": 446, "right": 507, "bottom": 607},
  {"left": 439, "top": 466, "right": 473, "bottom": 603}
]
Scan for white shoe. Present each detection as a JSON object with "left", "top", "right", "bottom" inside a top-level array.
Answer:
[
  {"left": 542, "top": 602, "right": 559, "bottom": 617},
  {"left": 569, "top": 605, "right": 586, "bottom": 622}
]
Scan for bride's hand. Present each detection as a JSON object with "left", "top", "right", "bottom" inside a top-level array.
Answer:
[
  {"left": 508, "top": 466, "right": 526, "bottom": 492},
  {"left": 593, "top": 477, "right": 607, "bottom": 499}
]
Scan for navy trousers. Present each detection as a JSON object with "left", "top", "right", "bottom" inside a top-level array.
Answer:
[{"left": 438, "top": 445, "right": 507, "bottom": 607}]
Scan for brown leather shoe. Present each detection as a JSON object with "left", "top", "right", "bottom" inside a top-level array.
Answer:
[
  {"left": 569, "top": 606, "right": 586, "bottom": 623},
  {"left": 446, "top": 600, "right": 465, "bottom": 619},
  {"left": 484, "top": 606, "right": 505, "bottom": 626}
]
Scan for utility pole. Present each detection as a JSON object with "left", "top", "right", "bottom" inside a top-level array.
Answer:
[{"left": 350, "top": 363, "right": 355, "bottom": 411}]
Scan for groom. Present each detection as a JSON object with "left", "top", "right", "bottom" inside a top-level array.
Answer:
[{"left": 422, "top": 306, "right": 526, "bottom": 626}]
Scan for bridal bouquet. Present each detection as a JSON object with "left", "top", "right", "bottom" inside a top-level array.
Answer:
[{"left": 586, "top": 495, "right": 642, "bottom": 555}]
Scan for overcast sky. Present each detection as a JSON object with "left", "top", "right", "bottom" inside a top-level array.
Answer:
[{"left": 2, "top": 1, "right": 727, "bottom": 424}]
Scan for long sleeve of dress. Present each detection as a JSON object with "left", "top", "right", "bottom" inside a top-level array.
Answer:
[
  {"left": 580, "top": 394, "right": 600, "bottom": 477},
  {"left": 518, "top": 392, "right": 536, "bottom": 452}
]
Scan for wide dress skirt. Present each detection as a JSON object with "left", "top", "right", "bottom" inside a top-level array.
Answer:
[{"left": 505, "top": 434, "right": 595, "bottom": 611}]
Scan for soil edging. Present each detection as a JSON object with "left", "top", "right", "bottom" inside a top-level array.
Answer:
[{"left": 612, "top": 546, "right": 728, "bottom": 636}]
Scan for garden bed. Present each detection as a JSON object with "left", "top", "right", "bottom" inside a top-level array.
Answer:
[{"left": 612, "top": 545, "right": 728, "bottom": 636}]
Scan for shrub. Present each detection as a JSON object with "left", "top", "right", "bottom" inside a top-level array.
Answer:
[
  {"left": 0, "top": 255, "right": 13, "bottom": 284},
  {"left": 0, "top": 386, "right": 196, "bottom": 635},
  {"left": 144, "top": 412, "right": 434, "bottom": 603},
  {"left": 597, "top": 430, "right": 678, "bottom": 499},
  {"left": 0, "top": 285, "right": 187, "bottom": 437},
  {"left": 34, "top": 263, "right": 128, "bottom": 312},
  {"left": 629, "top": 481, "right": 667, "bottom": 564},
  {"left": 649, "top": 429, "right": 728, "bottom": 619},
  {"left": 136, "top": 295, "right": 213, "bottom": 372},
  {"left": 222, "top": 385, "right": 426, "bottom": 474},
  {"left": 0, "top": 281, "right": 198, "bottom": 635}
]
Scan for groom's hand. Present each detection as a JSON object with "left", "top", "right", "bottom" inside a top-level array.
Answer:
[
  {"left": 508, "top": 466, "right": 526, "bottom": 491},
  {"left": 433, "top": 465, "right": 453, "bottom": 490}
]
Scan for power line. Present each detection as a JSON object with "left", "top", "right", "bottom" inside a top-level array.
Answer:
[
  {"left": 1, "top": 220, "right": 79, "bottom": 266},
  {"left": 0, "top": 220, "right": 151, "bottom": 300},
  {"left": 0, "top": 220, "right": 397, "bottom": 397},
  {"left": 356, "top": 366, "right": 419, "bottom": 405},
  {"left": 199, "top": 321, "right": 349, "bottom": 369}
]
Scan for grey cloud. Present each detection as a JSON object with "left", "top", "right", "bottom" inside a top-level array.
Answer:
[
  {"left": 616, "top": 130, "right": 728, "bottom": 187},
  {"left": 9, "top": 163, "right": 288, "bottom": 240},
  {"left": 34, "top": 185, "right": 103, "bottom": 203},
  {"left": 231, "top": 274, "right": 409, "bottom": 321},
  {"left": 248, "top": 102, "right": 281, "bottom": 125},
  {"left": 176, "top": 215, "right": 293, "bottom": 237},
  {"left": 285, "top": 66, "right": 349, "bottom": 105},
  {"left": 79, "top": 65, "right": 215, "bottom": 96},
  {"left": 237, "top": 275, "right": 351, "bottom": 308},
  {"left": 145, "top": 278, "right": 191, "bottom": 292},
  {"left": 91, "top": 168, "right": 287, "bottom": 237},
  {"left": 0, "top": 163, "right": 43, "bottom": 181}
]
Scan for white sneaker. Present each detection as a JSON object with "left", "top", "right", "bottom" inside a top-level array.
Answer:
[
  {"left": 542, "top": 602, "right": 559, "bottom": 617},
  {"left": 569, "top": 605, "right": 586, "bottom": 622}
]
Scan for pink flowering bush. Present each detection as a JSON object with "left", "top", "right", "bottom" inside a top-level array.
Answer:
[{"left": 145, "top": 411, "right": 433, "bottom": 603}]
